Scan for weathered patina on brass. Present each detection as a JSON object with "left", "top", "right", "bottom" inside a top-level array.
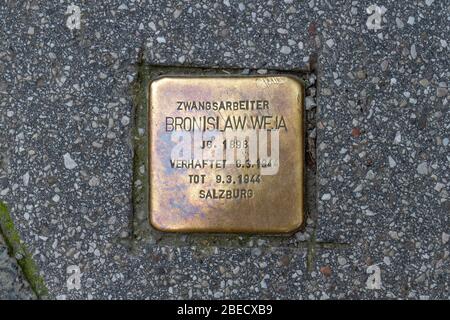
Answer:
[{"left": 148, "top": 75, "right": 304, "bottom": 233}]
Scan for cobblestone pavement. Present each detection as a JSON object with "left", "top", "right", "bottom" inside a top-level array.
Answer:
[{"left": 0, "top": 0, "right": 448, "bottom": 299}]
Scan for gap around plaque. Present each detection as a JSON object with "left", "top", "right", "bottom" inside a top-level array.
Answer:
[{"left": 131, "top": 63, "right": 318, "bottom": 250}]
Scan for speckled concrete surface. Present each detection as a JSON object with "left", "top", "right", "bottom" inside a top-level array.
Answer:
[
  {"left": 0, "top": 0, "right": 448, "bottom": 299},
  {"left": 0, "top": 233, "right": 35, "bottom": 299}
]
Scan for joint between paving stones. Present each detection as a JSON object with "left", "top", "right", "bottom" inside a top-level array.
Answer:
[{"left": 0, "top": 201, "right": 48, "bottom": 299}]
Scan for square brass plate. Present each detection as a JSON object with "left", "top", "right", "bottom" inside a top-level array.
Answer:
[{"left": 148, "top": 75, "right": 304, "bottom": 233}]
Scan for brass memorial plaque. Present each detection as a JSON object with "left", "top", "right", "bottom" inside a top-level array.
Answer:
[{"left": 149, "top": 75, "right": 304, "bottom": 233}]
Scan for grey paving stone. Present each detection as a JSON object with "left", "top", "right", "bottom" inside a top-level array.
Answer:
[
  {"left": 0, "top": 233, "right": 36, "bottom": 299},
  {"left": 314, "top": 0, "right": 449, "bottom": 298},
  {"left": 0, "top": 0, "right": 448, "bottom": 299}
]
